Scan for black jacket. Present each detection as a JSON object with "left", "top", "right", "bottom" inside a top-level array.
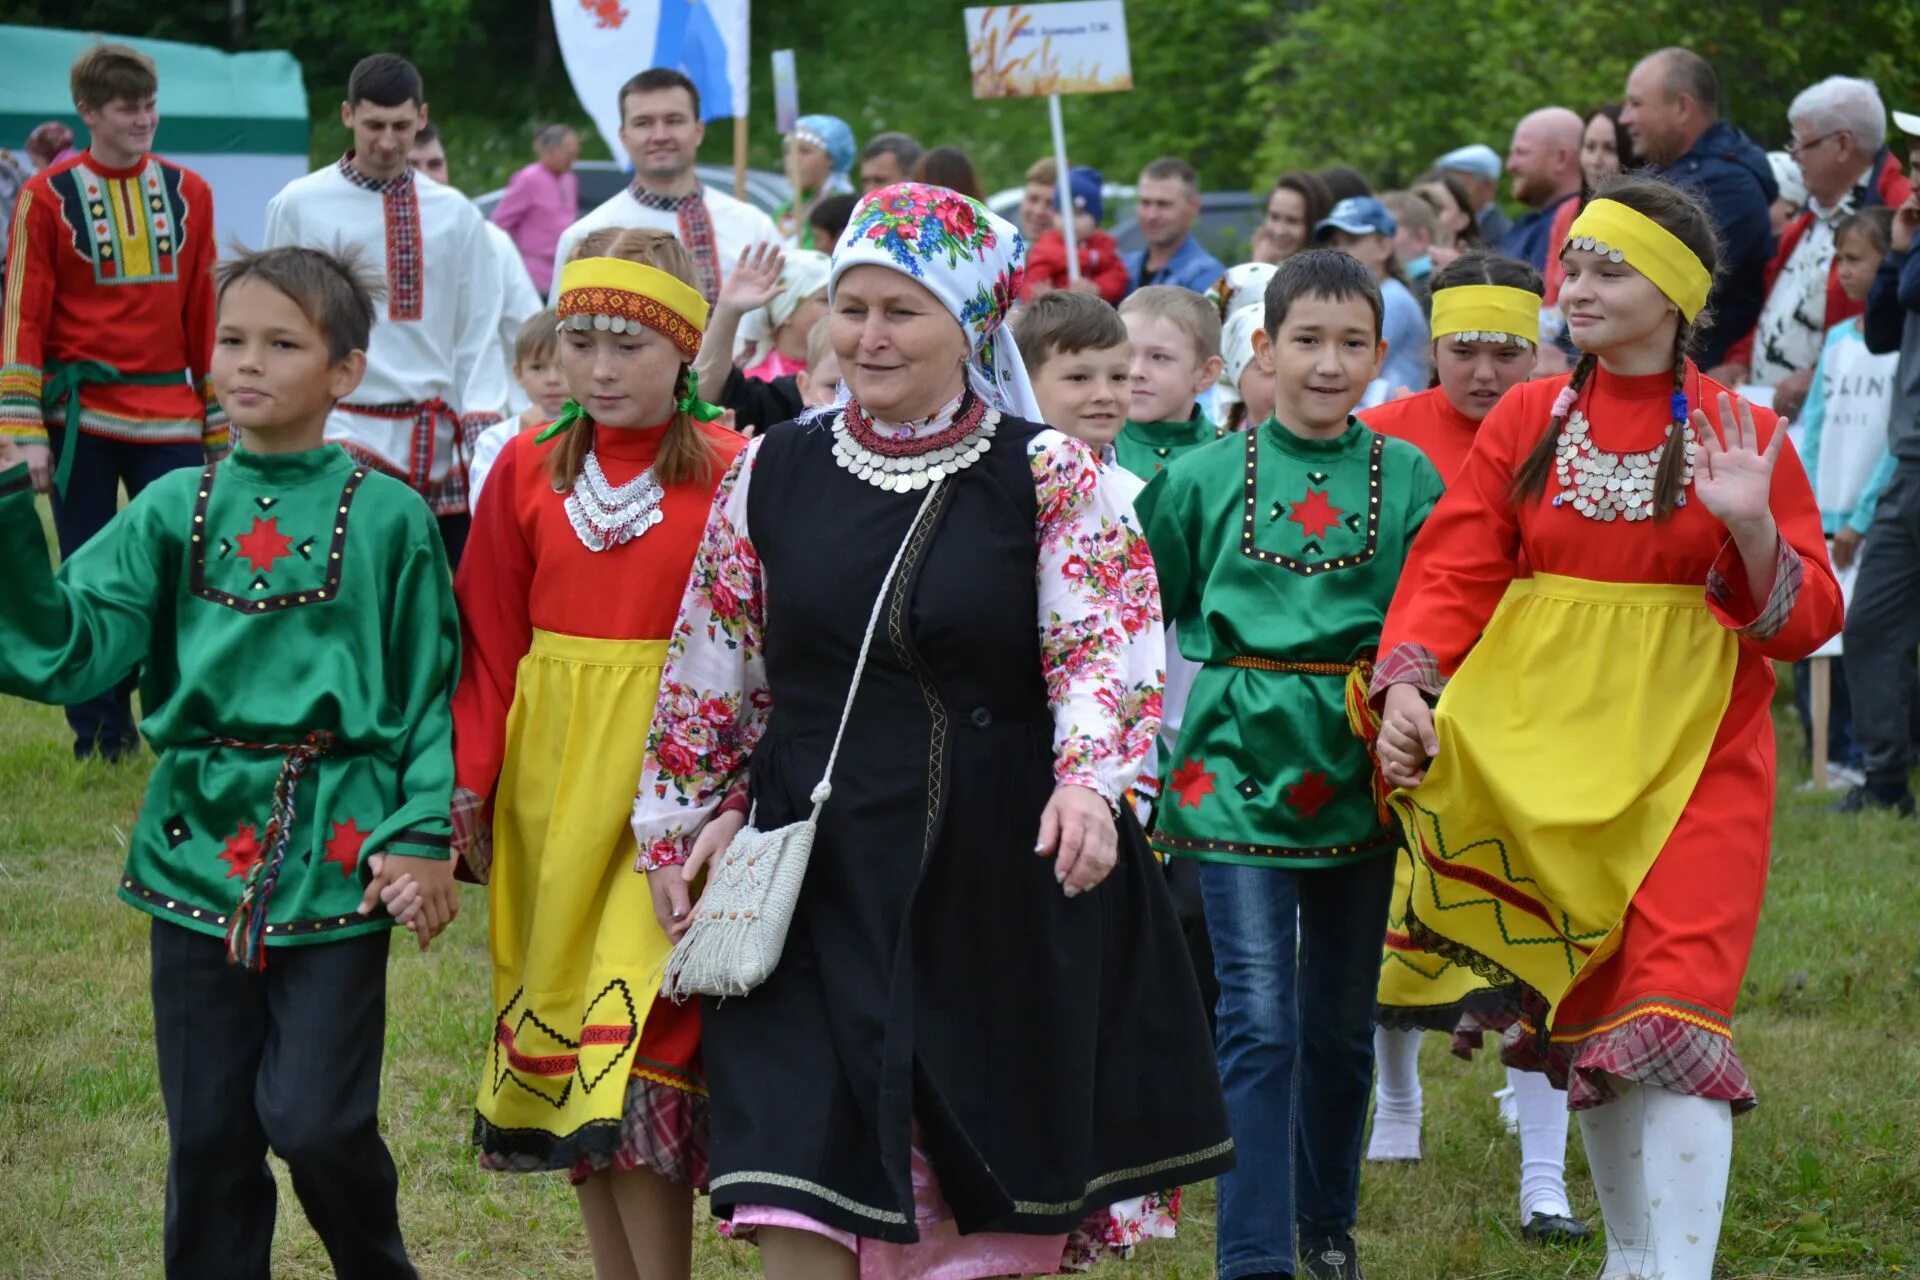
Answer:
[{"left": 1649, "top": 119, "right": 1779, "bottom": 366}]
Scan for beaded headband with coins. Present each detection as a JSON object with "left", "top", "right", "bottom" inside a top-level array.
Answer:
[
  {"left": 1560, "top": 199, "right": 1712, "bottom": 322},
  {"left": 555, "top": 256, "right": 709, "bottom": 360},
  {"left": 1428, "top": 284, "right": 1541, "bottom": 350}
]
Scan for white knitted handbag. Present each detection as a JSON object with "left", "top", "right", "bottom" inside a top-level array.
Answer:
[{"left": 663, "top": 479, "right": 945, "bottom": 1000}]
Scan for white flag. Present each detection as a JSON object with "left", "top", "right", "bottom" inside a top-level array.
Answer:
[{"left": 554, "top": 0, "right": 750, "bottom": 165}]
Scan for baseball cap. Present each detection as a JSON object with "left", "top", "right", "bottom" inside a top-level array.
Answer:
[
  {"left": 1435, "top": 144, "right": 1502, "bottom": 181},
  {"left": 1315, "top": 196, "right": 1397, "bottom": 241}
]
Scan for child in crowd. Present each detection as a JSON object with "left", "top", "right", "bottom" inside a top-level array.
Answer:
[
  {"left": 1314, "top": 196, "right": 1431, "bottom": 397},
  {"left": 736, "top": 249, "right": 831, "bottom": 383},
  {"left": 1358, "top": 249, "right": 1592, "bottom": 1246},
  {"left": 1137, "top": 250, "right": 1445, "bottom": 1280},
  {"left": 0, "top": 245, "right": 458, "bottom": 1276},
  {"left": 1794, "top": 205, "right": 1898, "bottom": 785},
  {"left": 469, "top": 308, "right": 568, "bottom": 511},
  {"left": 448, "top": 227, "right": 743, "bottom": 1279},
  {"left": 696, "top": 244, "right": 822, "bottom": 433},
  {"left": 1021, "top": 166, "right": 1131, "bottom": 304},
  {"left": 807, "top": 193, "right": 858, "bottom": 253},
  {"left": 1217, "top": 307, "right": 1276, "bottom": 433},
  {"left": 1115, "top": 285, "right": 1226, "bottom": 478},
  {"left": 1380, "top": 190, "right": 1441, "bottom": 295},
  {"left": 794, "top": 315, "right": 841, "bottom": 409}
]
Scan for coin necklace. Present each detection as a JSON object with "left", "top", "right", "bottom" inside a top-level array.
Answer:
[
  {"left": 564, "top": 449, "right": 666, "bottom": 551},
  {"left": 833, "top": 392, "right": 998, "bottom": 492},
  {"left": 1550, "top": 386, "right": 1698, "bottom": 523}
]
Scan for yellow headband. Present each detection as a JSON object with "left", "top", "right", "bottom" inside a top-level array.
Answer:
[
  {"left": 1429, "top": 285, "right": 1541, "bottom": 346},
  {"left": 1563, "top": 200, "right": 1713, "bottom": 322},
  {"left": 556, "top": 256, "right": 710, "bottom": 358}
]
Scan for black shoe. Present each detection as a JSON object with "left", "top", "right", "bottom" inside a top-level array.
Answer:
[
  {"left": 1299, "top": 1236, "right": 1365, "bottom": 1280},
  {"left": 1521, "top": 1211, "right": 1593, "bottom": 1245},
  {"left": 1830, "top": 785, "right": 1916, "bottom": 817}
]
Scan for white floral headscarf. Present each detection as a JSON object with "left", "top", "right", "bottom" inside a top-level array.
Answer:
[
  {"left": 826, "top": 182, "right": 1041, "bottom": 421},
  {"left": 735, "top": 249, "right": 832, "bottom": 361}
]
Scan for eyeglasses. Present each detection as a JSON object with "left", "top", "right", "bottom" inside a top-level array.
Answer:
[{"left": 1786, "top": 131, "right": 1843, "bottom": 157}]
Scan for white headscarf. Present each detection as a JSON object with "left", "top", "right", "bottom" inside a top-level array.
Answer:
[
  {"left": 823, "top": 182, "right": 1041, "bottom": 421},
  {"left": 1206, "top": 262, "right": 1278, "bottom": 322},
  {"left": 735, "top": 249, "right": 832, "bottom": 361},
  {"left": 1212, "top": 306, "right": 1265, "bottom": 420}
]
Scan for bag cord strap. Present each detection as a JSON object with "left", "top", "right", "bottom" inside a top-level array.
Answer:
[{"left": 805, "top": 476, "right": 945, "bottom": 822}]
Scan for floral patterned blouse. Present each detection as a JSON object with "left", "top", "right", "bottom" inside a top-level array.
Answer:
[{"left": 630, "top": 401, "right": 1167, "bottom": 869}]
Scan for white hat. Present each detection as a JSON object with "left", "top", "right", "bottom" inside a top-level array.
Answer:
[
  {"left": 1894, "top": 110, "right": 1920, "bottom": 138},
  {"left": 1766, "top": 151, "right": 1807, "bottom": 209},
  {"left": 1435, "top": 144, "right": 1501, "bottom": 181}
]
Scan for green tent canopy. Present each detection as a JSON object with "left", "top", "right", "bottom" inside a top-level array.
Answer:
[{"left": 0, "top": 24, "right": 308, "bottom": 155}]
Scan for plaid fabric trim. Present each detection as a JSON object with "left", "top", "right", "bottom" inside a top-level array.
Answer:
[
  {"left": 337, "top": 398, "right": 473, "bottom": 514},
  {"left": 1370, "top": 641, "right": 1445, "bottom": 708},
  {"left": 1501, "top": 1005, "right": 1755, "bottom": 1114},
  {"left": 570, "top": 1072, "right": 710, "bottom": 1187},
  {"left": 1706, "top": 530, "right": 1804, "bottom": 643},
  {"left": 337, "top": 155, "right": 423, "bottom": 322},
  {"left": 631, "top": 186, "right": 720, "bottom": 302}
]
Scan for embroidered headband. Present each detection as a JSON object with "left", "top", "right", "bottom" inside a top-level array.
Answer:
[
  {"left": 1562, "top": 200, "right": 1713, "bottom": 322},
  {"left": 556, "top": 256, "right": 710, "bottom": 359},
  {"left": 1428, "top": 284, "right": 1541, "bottom": 347}
]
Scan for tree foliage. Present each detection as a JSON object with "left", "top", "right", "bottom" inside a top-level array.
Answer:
[{"left": 4, "top": 0, "right": 1917, "bottom": 200}]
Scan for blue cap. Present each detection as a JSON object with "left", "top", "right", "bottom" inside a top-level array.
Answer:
[
  {"left": 1057, "top": 165, "right": 1104, "bottom": 225},
  {"left": 1314, "top": 196, "right": 1397, "bottom": 241},
  {"left": 1434, "top": 143, "right": 1502, "bottom": 181}
]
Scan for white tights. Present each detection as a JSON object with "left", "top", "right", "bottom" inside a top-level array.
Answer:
[{"left": 1577, "top": 1082, "right": 1732, "bottom": 1280}]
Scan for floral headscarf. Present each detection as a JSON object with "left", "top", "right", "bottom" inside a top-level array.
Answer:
[
  {"left": 1205, "top": 261, "right": 1278, "bottom": 322},
  {"left": 827, "top": 182, "right": 1041, "bottom": 421},
  {"left": 792, "top": 114, "right": 857, "bottom": 195}
]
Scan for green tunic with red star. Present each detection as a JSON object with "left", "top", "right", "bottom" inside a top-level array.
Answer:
[
  {"left": 0, "top": 444, "right": 457, "bottom": 946},
  {"left": 1134, "top": 416, "right": 1443, "bottom": 868}
]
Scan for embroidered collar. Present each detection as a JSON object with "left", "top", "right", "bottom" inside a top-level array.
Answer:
[
  {"left": 337, "top": 152, "right": 414, "bottom": 196},
  {"left": 630, "top": 184, "right": 703, "bottom": 212},
  {"left": 847, "top": 391, "right": 972, "bottom": 445}
]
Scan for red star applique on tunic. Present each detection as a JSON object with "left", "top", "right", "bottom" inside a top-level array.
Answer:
[
  {"left": 324, "top": 819, "right": 369, "bottom": 879},
  {"left": 1170, "top": 758, "right": 1218, "bottom": 809},
  {"left": 219, "top": 823, "right": 265, "bottom": 879},
  {"left": 1284, "top": 771, "right": 1337, "bottom": 820},
  {"left": 234, "top": 515, "right": 294, "bottom": 573},
  {"left": 1285, "top": 489, "right": 1345, "bottom": 540}
]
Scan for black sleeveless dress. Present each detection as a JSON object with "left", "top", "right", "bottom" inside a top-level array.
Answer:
[{"left": 701, "top": 410, "right": 1232, "bottom": 1242}]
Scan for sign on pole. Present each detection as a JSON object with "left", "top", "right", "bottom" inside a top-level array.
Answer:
[
  {"left": 965, "top": 3, "right": 1131, "bottom": 281},
  {"left": 771, "top": 49, "right": 799, "bottom": 134}
]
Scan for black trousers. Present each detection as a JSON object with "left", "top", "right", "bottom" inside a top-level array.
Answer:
[
  {"left": 1843, "top": 459, "right": 1920, "bottom": 797},
  {"left": 149, "top": 919, "right": 415, "bottom": 1280},
  {"left": 47, "top": 427, "right": 203, "bottom": 757}
]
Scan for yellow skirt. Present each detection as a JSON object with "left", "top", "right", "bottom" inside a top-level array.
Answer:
[
  {"left": 1377, "top": 844, "right": 1503, "bottom": 1022},
  {"left": 1389, "top": 575, "right": 1736, "bottom": 1027},
  {"left": 474, "top": 630, "right": 679, "bottom": 1168}
]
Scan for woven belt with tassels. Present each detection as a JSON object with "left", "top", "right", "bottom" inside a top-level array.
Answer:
[
  {"left": 1219, "top": 653, "right": 1390, "bottom": 820},
  {"left": 210, "top": 731, "right": 337, "bottom": 971}
]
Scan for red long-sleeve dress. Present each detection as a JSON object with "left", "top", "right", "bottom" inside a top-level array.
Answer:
[{"left": 1373, "top": 363, "right": 1841, "bottom": 1110}]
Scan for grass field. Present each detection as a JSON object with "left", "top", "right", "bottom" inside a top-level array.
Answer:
[{"left": 1, "top": 691, "right": 1916, "bottom": 1279}]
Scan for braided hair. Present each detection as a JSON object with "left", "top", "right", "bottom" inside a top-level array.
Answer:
[{"left": 1509, "top": 176, "right": 1719, "bottom": 517}]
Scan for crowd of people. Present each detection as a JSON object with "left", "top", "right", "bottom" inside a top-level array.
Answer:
[{"left": 0, "top": 31, "right": 1912, "bottom": 1280}]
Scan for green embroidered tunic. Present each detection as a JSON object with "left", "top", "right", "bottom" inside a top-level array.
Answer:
[
  {"left": 1134, "top": 417, "right": 1443, "bottom": 868},
  {"left": 1113, "top": 410, "right": 1226, "bottom": 481},
  {"left": 0, "top": 445, "right": 458, "bottom": 945}
]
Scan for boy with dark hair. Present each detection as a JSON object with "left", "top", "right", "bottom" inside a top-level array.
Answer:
[
  {"left": 0, "top": 243, "right": 459, "bottom": 1278},
  {"left": 1135, "top": 249, "right": 1444, "bottom": 1280},
  {"left": 2, "top": 40, "right": 226, "bottom": 759},
  {"left": 1115, "top": 284, "right": 1225, "bottom": 478},
  {"left": 550, "top": 64, "right": 776, "bottom": 303},
  {"left": 264, "top": 52, "right": 511, "bottom": 567},
  {"left": 1016, "top": 289, "right": 1132, "bottom": 454}
]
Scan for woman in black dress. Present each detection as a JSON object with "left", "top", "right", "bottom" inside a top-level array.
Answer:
[{"left": 633, "top": 183, "right": 1231, "bottom": 1279}]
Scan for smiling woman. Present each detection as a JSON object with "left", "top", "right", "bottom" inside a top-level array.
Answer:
[{"left": 631, "top": 182, "right": 1232, "bottom": 1280}]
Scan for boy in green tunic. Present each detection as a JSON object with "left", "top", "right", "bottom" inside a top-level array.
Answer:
[
  {"left": 0, "top": 246, "right": 459, "bottom": 1277},
  {"left": 1116, "top": 284, "right": 1226, "bottom": 478},
  {"left": 1135, "top": 250, "right": 1443, "bottom": 1280}
]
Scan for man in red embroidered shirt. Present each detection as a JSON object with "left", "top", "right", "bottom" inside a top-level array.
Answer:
[
  {"left": 264, "top": 54, "right": 510, "bottom": 566},
  {"left": 0, "top": 42, "right": 225, "bottom": 761}
]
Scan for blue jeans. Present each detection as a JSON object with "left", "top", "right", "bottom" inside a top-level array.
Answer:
[{"left": 1199, "top": 853, "right": 1395, "bottom": 1279}]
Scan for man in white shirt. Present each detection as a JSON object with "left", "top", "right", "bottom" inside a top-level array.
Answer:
[
  {"left": 550, "top": 67, "right": 777, "bottom": 305},
  {"left": 263, "top": 53, "right": 511, "bottom": 564},
  {"left": 408, "top": 124, "right": 543, "bottom": 414}
]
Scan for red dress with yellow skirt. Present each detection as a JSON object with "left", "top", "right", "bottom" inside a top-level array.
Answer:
[{"left": 1373, "top": 364, "right": 1841, "bottom": 1110}]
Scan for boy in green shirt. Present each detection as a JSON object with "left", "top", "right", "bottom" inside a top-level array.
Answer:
[
  {"left": 1116, "top": 284, "right": 1226, "bottom": 478},
  {"left": 1136, "top": 250, "right": 1443, "bottom": 1280},
  {"left": 0, "top": 245, "right": 458, "bottom": 1277}
]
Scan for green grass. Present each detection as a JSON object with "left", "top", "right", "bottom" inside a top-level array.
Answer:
[{"left": 1, "top": 691, "right": 1916, "bottom": 1278}]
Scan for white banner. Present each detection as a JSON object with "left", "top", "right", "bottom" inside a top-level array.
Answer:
[
  {"left": 555, "top": 0, "right": 750, "bottom": 164},
  {"left": 965, "top": 2, "right": 1131, "bottom": 99}
]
